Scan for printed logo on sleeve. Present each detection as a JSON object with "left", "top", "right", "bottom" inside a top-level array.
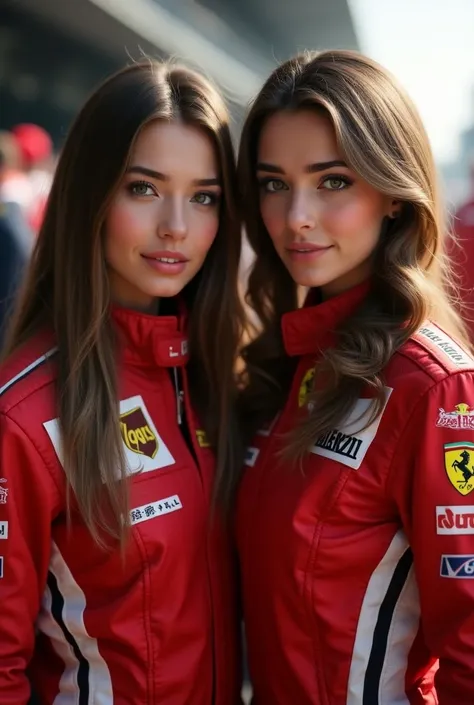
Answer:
[
  {"left": 310, "top": 388, "right": 393, "bottom": 470},
  {"left": 130, "top": 495, "right": 182, "bottom": 525},
  {"left": 44, "top": 395, "right": 175, "bottom": 478},
  {"left": 444, "top": 442, "right": 474, "bottom": 495},
  {"left": 0, "top": 479, "right": 8, "bottom": 505},
  {"left": 436, "top": 403, "right": 474, "bottom": 430},
  {"left": 417, "top": 324, "right": 473, "bottom": 368},
  {"left": 0, "top": 521, "right": 8, "bottom": 539},
  {"left": 436, "top": 506, "right": 474, "bottom": 534},
  {"left": 440, "top": 555, "right": 474, "bottom": 578}
]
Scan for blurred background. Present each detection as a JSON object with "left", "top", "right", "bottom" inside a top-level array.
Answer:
[
  {"left": 3, "top": 0, "right": 474, "bottom": 329},
  {"left": 2, "top": 0, "right": 474, "bottom": 207}
]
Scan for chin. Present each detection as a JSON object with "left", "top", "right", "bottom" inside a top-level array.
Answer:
[
  {"left": 287, "top": 268, "right": 334, "bottom": 290},
  {"left": 149, "top": 286, "right": 185, "bottom": 299}
]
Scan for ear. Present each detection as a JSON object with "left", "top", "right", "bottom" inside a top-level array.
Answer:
[{"left": 388, "top": 199, "right": 402, "bottom": 220}]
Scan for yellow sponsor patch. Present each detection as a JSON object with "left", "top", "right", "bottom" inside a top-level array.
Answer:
[
  {"left": 298, "top": 367, "right": 315, "bottom": 408},
  {"left": 196, "top": 429, "right": 211, "bottom": 448}
]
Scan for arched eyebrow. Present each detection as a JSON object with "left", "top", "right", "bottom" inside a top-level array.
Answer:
[
  {"left": 256, "top": 160, "right": 348, "bottom": 174},
  {"left": 127, "top": 166, "right": 221, "bottom": 187}
]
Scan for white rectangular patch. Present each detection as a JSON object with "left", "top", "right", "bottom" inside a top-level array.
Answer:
[
  {"left": 436, "top": 506, "right": 474, "bottom": 534},
  {"left": 43, "top": 395, "right": 175, "bottom": 478},
  {"left": 310, "top": 388, "right": 392, "bottom": 469},
  {"left": 0, "top": 521, "right": 8, "bottom": 539},
  {"left": 130, "top": 494, "right": 182, "bottom": 525},
  {"left": 417, "top": 324, "right": 473, "bottom": 368}
]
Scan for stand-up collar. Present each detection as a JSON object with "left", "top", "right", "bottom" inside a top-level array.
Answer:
[
  {"left": 281, "top": 281, "right": 369, "bottom": 356},
  {"left": 112, "top": 306, "right": 189, "bottom": 367}
]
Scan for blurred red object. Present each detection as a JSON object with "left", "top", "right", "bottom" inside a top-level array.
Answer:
[{"left": 11, "top": 123, "right": 53, "bottom": 167}]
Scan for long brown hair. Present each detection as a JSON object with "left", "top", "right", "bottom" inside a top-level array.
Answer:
[
  {"left": 238, "top": 50, "right": 469, "bottom": 454},
  {"left": 3, "top": 60, "right": 243, "bottom": 541}
]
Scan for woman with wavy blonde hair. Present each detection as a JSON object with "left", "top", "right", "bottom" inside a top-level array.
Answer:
[{"left": 236, "top": 50, "right": 474, "bottom": 704}]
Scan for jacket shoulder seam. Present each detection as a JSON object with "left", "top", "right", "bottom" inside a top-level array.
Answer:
[{"left": 0, "top": 409, "right": 63, "bottom": 503}]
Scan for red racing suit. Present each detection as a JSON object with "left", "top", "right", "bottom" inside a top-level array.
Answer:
[
  {"left": 0, "top": 306, "right": 240, "bottom": 705},
  {"left": 236, "top": 283, "right": 474, "bottom": 705}
]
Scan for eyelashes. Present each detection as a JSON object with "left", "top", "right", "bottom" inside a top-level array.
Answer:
[
  {"left": 127, "top": 181, "right": 220, "bottom": 205},
  {"left": 257, "top": 174, "right": 354, "bottom": 193},
  {"left": 128, "top": 180, "right": 155, "bottom": 196}
]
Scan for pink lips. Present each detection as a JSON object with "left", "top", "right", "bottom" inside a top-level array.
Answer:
[
  {"left": 141, "top": 250, "right": 189, "bottom": 275},
  {"left": 286, "top": 242, "right": 332, "bottom": 261}
]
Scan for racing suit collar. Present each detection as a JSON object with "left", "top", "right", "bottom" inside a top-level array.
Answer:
[
  {"left": 112, "top": 304, "right": 189, "bottom": 368},
  {"left": 281, "top": 280, "right": 370, "bottom": 357}
]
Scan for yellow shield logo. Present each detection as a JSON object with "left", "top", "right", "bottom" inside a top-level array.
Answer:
[
  {"left": 120, "top": 406, "right": 158, "bottom": 459},
  {"left": 298, "top": 367, "right": 315, "bottom": 408},
  {"left": 444, "top": 442, "right": 474, "bottom": 496}
]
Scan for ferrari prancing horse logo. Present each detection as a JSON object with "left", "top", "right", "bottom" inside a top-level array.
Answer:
[{"left": 444, "top": 442, "right": 474, "bottom": 496}]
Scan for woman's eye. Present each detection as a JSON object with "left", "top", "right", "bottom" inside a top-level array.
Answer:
[
  {"left": 129, "top": 181, "right": 154, "bottom": 196},
  {"left": 262, "top": 178, "right": 288, "bottom": 193},
  {"left": 322, "top": 176, "right": 349, "bottom": 191},
  {"left": 192, "top": 192, "right": 218, "bottom": 206}
]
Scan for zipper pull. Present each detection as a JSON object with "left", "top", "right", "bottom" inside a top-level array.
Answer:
[
  {"left": 173, "top": 367, "right": 184, "bottom": 425},
  {"left": 178, "top": 390, "right": 184, "bottom": 425}
]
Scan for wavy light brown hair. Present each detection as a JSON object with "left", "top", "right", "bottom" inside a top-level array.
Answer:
[
  {"left": 3, "top": 60, "right": 243, "bottom": 541},
  {"left": 238, "top": 50, "right": 470, "bottom": 453}
]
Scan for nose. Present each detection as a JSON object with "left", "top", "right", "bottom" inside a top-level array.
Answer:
[
  {"left": 287, "top": 189, "right": 316, "bottom": 233},
  {"left": 158, "top": 196, "right": 187, "bottom": 240}
]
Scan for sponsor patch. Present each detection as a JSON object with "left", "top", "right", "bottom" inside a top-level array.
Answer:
[
  {"left": 440, "top": 555, "right": 474, "bottom": 578},
  {"left": 310, "top": 388, "right": 393, "bottom": 469},
  {"left": 0, "top": 521, "right": 8, "bottom": 539},
  {"left": 437, "top": 506, "right": 474, "bottom": 534},
  {"left": 44, "top": 395, "right": 175, "bottom": 478},
  {"left": 444, "top": 442, "right": 474, "bottom": 495},
  {"left": 417, "top": 324, "right": 473, "bottom": 368},
  {"left": 298, "top": 368, "right": 315, "bottom": 408},
  {"left": 130, "top": 494, "right": 182, "bottom": 525},
  {"left": 436, "top": 403, "right": 474, "bottom": 430},
  {"left": 196, "top": 429, "right": 211, "bottom": 448},
  {"left": 0, "top": 479, "right": 8, "bottom": 505},
  {"left": 120, "top": 405, "right": 158, "bottom": 459},
  {"left": 244, "top": 447, "right": 260, "bottom": 467}
]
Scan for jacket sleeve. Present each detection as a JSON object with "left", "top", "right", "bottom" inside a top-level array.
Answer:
[
  {"left": 389, "top": 372, "right": 474, "bottom": 703},
  {"left": 0, "top": 412, "right": 59, "bottom": 704}
]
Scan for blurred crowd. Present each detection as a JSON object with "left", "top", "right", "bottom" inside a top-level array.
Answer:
[
  {"left": 0, "top": 124, "right": 55, "bottom": 233},
  {"left": 0, "top": 124, "right": 55, "bottom": 344}
]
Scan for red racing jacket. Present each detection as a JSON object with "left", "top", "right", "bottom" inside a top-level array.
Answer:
[
  {"left": 0, "top": 306, "right": 241, "bottom": 705},
  {"left": 236, "top": 283, "right": 474, "bottom": 705}
]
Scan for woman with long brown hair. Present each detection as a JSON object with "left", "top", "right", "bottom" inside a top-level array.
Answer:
[
  {"left": 0, "top": 60, "right": 243, "bottom": 704},
  {"left": 236, "top": 50, "right": 474, "bottom": 704}
]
